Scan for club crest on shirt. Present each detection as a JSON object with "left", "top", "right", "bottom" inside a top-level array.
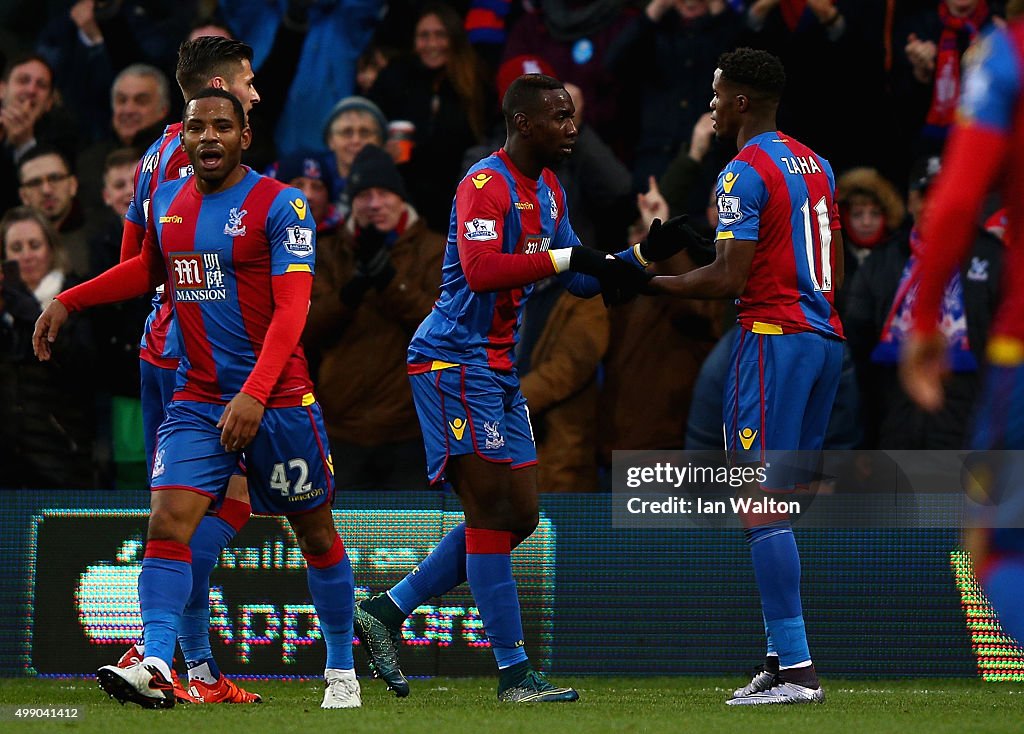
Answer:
[
  {"left": 283, "top": 226, "right": 314, "bottom": 257},
  {"left": 548, "top": 190, "right": 558, "bottom": 220},
  {"left": 464, "top": 218, "right": 497, "bottom": 241},
  {"left": 224, "top": 207, "right": 247, "bottom": 237}
]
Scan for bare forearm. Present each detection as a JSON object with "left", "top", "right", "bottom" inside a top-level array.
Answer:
[{"left": 648, "top": 259, "right": 743, "bottom": 300}]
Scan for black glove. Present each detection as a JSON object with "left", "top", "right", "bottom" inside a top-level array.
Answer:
[
  {"left": 638, "top": 215, "right": 690, "bottom": 262},
  {"left": 599, "top": 256, "right": 652, "bottom": 307},
  {"left": 353, "top": 225, "right": 395, "bottom": 287},
  {"left": 568, "top": 247, "right": 652, "bottom": 306},
  {"left": 567, "top": 246, "right": 612, "bottom": 276},
  {"left": 679, "top": 221, "right": 717, "bottom": 267}
]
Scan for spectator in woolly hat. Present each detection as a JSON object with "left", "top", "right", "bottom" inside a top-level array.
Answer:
[
  {"left": 322, "top": 96, "right": 388, "bottom": 211},
  {"left": 272, "top": 151, "right": 340, "bottom": 234},
  {"left": 346, "top": 143, "right": 408, "bottom": 203}
]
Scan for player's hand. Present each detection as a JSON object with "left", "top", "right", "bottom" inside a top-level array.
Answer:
[
  {"left": 32, "top": 297, "right": 69, "bottom": 361},
  {"left": 680, "top": 220, "right": 717, "bottom": 267},
  {"left": 599, "top": 256, "right": 653, "bottom": 307},
  {"left": 568, "top": 246, "right": 612, "bottom": 276},
  {"left": 568, "top": 247, "right": 651, "bottom": 305},
  {"left": 218, "top": 392, "right": 265, "bottom": 452},
  {"left": 639, "top": 214, "right": 691, "bottom": 262},
  {"left": 899, "top": 332, "right": 948, "bottom": 413}
]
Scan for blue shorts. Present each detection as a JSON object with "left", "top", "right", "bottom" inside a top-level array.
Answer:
[
  {"left": 150, "top": 399, "right": 334, "bottom": 515},
  {"left": 140, "top": 360, "right": 176, "bottom": 477},
  {"left": 724, "top": 329, "right": 842, "bottom": 477},
  {"left": 408, "top": 364, "right": 537, "bottom": 485}
]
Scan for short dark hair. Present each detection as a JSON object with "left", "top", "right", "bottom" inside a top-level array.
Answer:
[
  {"left": 183, "top": 87, "right": 246, "bottom": 128},
  {"left": 104, "top": 147, "right": 141, "bottom": 176},
  {"left": 175, "top": 36, "right": 253, "bottom": 99},
  {"left": 17, "top": 145, "right": 73, "bottom": 181},
  {"left": 501, "top": 73, "right": 564, "bottom": 125},
  {"left": 717, "top": 47, "right": 785, "bottom": 101},
  {"left": 2, "top": 53, "right": 54, "bottom": 85}
]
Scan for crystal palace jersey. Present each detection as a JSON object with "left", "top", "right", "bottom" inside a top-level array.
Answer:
[
  {"left": 144, "top": 169, "right": 316, "bottom": 406},
  {"left": 408, "top": 148, "right": 582, "bottom": 371},
  {"left": 715, "top": 131, "right": 844, "bottom": 339},
  {"left": 125, "top": 122, "right": 192, "bottom": 369},
  {"left": 915, "top": 21, "right": 1024, "bottom": 346}
]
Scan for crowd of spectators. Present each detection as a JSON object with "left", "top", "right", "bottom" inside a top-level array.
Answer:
[{"left": 0, "top": 0, "right": 1008, "bottom": 490}]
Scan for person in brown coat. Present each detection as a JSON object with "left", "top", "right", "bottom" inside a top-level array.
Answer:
[
  {"left": 599, "top": 192, "right": 725, "bottom": 469},
  {"left": 518, "top": 279, "right": 609, "bottom": 493},
  {"left": 303, "top": 144, "right": 445, "bottom": 490}
]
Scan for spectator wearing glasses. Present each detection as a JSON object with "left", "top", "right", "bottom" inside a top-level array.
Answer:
[
  {"left": 321, "top": 96, "right": 387, "bottom": 222},
  {"left": 17, "top": 146, "right": 94, "bottom": 279}
]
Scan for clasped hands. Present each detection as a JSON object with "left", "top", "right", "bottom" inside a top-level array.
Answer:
[{"left": 570, "top": 214, "right": 714, "bottom": 306}]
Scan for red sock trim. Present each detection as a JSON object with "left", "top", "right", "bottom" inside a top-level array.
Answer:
[
  {"left": 303, "top": 534, "right": 346, "bottom": 568},
  {"left": 215, "top": 498, "right": 251, "bottom": 532},
  {"left": 465, "top": 527, "right": 511, "bottom": 554},
  {"left": 144, "top": 539, "right": 192, "bottom": 563}
]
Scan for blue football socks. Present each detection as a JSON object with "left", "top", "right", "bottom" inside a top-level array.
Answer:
[
  {"left": 466, "top": 527, "right": 528, "bottom": 670},
  {"left": 389, "top": 523, "right": 467, "bottom": 615},
  {"left": 138, "top": 540, "right": 193, "bottom": 668},
  {"left": 304, "top": 535, "right": 355, "bottom": 670},
  {"left": 746, "top": 522, "right": 811, "bottom": 668},
  {"left": 178, "top": 514, "right": 235, "bottom": 676}
]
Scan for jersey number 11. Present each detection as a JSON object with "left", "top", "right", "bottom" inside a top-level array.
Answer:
[{"left": 801, "top": 196, "right": 833, "bottom": 292}]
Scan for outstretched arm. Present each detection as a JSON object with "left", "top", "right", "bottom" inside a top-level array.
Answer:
[
  {"left": 647, "top": 238, "right": 756, "bottom": 299},
  {"left": 33, "top": 240, "right": 165, "bottom": 360}
]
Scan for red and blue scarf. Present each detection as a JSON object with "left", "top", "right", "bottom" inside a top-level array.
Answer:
[
  {"left": 926, "top": 0, "right": 989, "bottom": 129},
  {"left": 872, "top": 227, "right": 977, "bottom": 371}
]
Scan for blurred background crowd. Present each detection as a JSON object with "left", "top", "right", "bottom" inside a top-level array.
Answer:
[{"left": 0, "top": 0, "right": 1008, "bottom": 491}]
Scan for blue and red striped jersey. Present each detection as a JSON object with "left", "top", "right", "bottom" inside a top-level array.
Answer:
[
  {"left": 914, "top": 21, "right": 1024, "bottom": 347},
  {"left": 144, "top": 168, "right": 316, "bottom": 406},
  {"left": 714, "top": 131, "right": 844, "bottom": 339},
  {"left": 126, "top": 122, "right": 193, "bottom": 369},
  {"left": 408, "top": 148, "right": 583, "bottom": 371}
]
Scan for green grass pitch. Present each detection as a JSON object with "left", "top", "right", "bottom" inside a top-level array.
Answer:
[{"left": 1, "top": 676, "right": 1022, "bottom": 734}]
